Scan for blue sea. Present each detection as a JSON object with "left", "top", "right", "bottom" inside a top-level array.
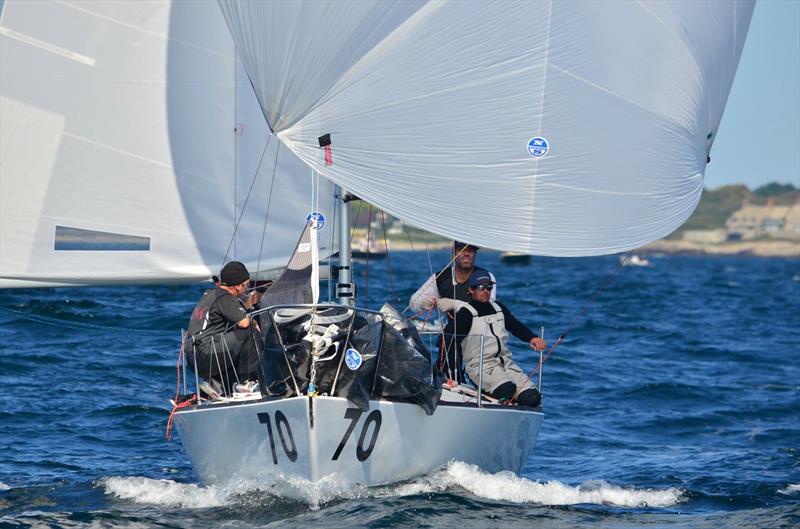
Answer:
[{"left": 1, "top": 252, "right": 799, "bottom": 528}]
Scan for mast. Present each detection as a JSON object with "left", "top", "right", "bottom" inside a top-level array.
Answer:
[{"left": 335, "top": 185, "right": 355, "bottom": 306}]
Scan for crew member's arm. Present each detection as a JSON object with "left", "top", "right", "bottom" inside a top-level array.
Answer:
[
  {"left": 409, "top": 274, "right": 440, "bottom": 312},
  {"left": 219, "top": 295, "right": 251, "bottom": 329},
  {"left": 498, "top": 301, "right": 545, "bottom": 350}
]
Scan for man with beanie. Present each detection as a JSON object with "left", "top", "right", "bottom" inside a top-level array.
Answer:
[
  {"left": 186, "top": 261, "right": 261, "bottom": 395},
  {"left": 444, "top": 270, "right": 545, "bottom": 408}
]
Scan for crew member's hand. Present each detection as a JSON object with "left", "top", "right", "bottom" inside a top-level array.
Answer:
[
  {"left": 530, "top": 337, "right": 547, "bottom": 351},
  {"left": 243, "top": 291, "right": 258, "bottom": 310}
]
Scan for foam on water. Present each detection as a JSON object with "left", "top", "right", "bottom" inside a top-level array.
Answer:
[
  {"left": 100, "top": 462, "right": 683, "bottom": 510},
  {"left": 777, "top": 484, "right": 800, "bottom": 495},
  {"left": 0, "top": 482, "right": 9, "bottom": 491},
  {"left": 101, "top": 477, "right": 227, "bottom": 508},
  {"left": 388, "top": 462, "right": 684, "bottom": 507},
  {"left": 100, "top": 473, "right": 365, "bottom": 510}
]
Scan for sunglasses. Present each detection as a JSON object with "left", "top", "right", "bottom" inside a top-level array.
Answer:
[{"left": 472, "top": 284, "right": 493, "bottom": 291}]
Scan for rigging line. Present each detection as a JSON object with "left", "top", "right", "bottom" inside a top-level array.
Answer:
[
  {"left": 254, "top": 138, "right": 281, "bottom": 278},
  {"left": 401, "top": 245, "right": 469, "bottom": 314},
  {"left": 349, "top": 200, "right": 363, "bottom": 244},
  {"left": 401, "top": 222, "right": 421, "bottom": 269},
  {"left": 364, "top": 204, "right": 373, "bottom": 307},
  {"left": 380, "top": 211, "right": 397, "bottom": 304},
  {"left": 222, "top": 133, "right": 274, "bottom": 268},
  {"left": 0, "top": 307, "right": 174, "bottom": 335},
  {"left": 515, "top": 253, "right": 631, "bottom": 395}
]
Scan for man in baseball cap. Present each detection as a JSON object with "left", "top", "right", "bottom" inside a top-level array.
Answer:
[{"left": 442, "top": 270, "right": 545, "bottom": 408}]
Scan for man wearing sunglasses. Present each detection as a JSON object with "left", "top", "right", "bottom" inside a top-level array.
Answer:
[
  {"left": 409, "top": 241, "right": 497, "bottom": 380},
  {"left": 443, "top": 271, "right": 546, "bottom": 407}
]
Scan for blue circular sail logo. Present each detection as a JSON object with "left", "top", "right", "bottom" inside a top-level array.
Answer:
[
  {"left": 527, "top": 136, "right": 549, "bottom": 158},
  {"left": 345, "top": 348, "right": 363, "bottom": 371},
  {"left": 306, "top": 211, "right": 325, "bottom": 230}
]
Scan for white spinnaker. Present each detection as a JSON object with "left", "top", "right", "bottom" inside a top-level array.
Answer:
[
  {"left": 218, "top": 0, "right": 754, "bottom": 256},
  {"left": 0, "top": 0, "right": 334, "bottom": 288}
]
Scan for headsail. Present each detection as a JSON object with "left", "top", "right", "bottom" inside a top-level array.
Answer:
[
  {"left": 218, "top": 0, "right": 754, "bottom": 256},
  {"left": 0, "top": 0, "right": 335, "bottom": 287}
]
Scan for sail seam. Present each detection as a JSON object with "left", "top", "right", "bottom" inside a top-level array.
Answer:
[
  {"left": 53, "top": 0, "right": 232, "bottom": 61},
  {"left": 633, "top": 0, "right": 707, "bottom": 101},
  {"left": 529, "top": 0, "right": 553, "bottom": 252},
  {"left": 547, "top": 62, "right": 695, "bottom": 134},
  {"left": 537, "top": 182, "right": 661, "bottom": 197},
  {"left": 292, "top": 2, "right": 438, "bottom": 131}
]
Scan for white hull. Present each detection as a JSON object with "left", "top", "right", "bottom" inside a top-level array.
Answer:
[{"left": 174, "top": 395, "right": 543, "bottom": 486}]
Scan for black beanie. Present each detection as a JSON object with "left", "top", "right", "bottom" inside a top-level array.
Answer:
[{"left": 219, "top": 261, "right": 249, "bottom": 286}]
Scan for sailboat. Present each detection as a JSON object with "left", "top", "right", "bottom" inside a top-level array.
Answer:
[{"left": 1, "top": 0, "right": 754, "bottom": 487}]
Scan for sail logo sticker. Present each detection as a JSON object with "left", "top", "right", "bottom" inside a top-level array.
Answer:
[
  {"left": 306, "top": 211, "right": 325, "bottom": 230},
  {"left": 345, "top": 348, "right": 363, "bottom": 370},
  {"left": 527, "top": 137, "right": 549, "bottom": 158}
]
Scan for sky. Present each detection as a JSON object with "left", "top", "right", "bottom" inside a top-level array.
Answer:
[{"left": 706, "top": 0, "right": 800, "bottom": 190}]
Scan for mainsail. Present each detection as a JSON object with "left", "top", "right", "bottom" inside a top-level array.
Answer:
[
  {"left": 218, "top": 0, "right": 754, "bottom": 256},
  {"left": 0, "top": 0, "right": 335, "bottom": 288}
]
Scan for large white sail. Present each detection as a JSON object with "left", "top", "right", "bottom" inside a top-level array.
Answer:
[
  {"left": 218, "top": 0, "right": 754, "bottom": 256},
  {"left": 0, "top": 0, "right": 335, "bottom": 288}
]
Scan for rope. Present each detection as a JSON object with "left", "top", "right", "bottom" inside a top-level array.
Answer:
[
  {"left": 222, "top": 133, "right": 273, "bottom": 267},
  {"left": 166, "top": 395, "right": 196, "bottom": 441},
  {"left": 511, "top": 254, "right": 630, "bottom": 401},
  {"left": 402, "top": 245, "right": 469, "bottom": 315},
  {"left": 254, "top": 139, "right": 280, "bottom": 277},
  {"left": 364, "top": 204, "right": 373, "bottom": 307},
  {"left": 167, "top": 330, "right": 194, "bottom": 441},
  {"left": 380, "top": 211, "right": 397, "bottom": 304},
  {"left": 0, "top": 307, "right": 174, "bottom": 335}
]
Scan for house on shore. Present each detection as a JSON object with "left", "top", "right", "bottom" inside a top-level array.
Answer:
[{"left": 725, "top": 198, "right": 800, "bottom": 240}]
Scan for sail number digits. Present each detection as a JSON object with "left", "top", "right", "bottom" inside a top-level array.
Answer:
[
  {"left": 332, "top": 409, "right": 382, "bottom": 462},
  {"left": 258, "top": 411, "right": 298, "bottom": 464},
  {"left": 257, "top": 408, "right": 383, "bottom": 464}
]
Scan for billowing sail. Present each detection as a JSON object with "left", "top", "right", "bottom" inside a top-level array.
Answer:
[
  {"left": 218, "top": 0, "right": 754, "bottom": 256},
  {"left": 0, "top": 0, "right": 335, "bottom": 287}
]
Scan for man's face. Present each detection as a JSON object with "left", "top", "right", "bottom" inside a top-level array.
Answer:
[
  {"left": 454, "top": 246, "right": 476, "bottom": 271},
  {"left": 469, "top": 283, "right": 492, "bottom": 302}
]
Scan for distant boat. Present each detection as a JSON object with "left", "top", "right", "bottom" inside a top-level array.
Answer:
[
  {"left": 500, "top": 252, "right": 531, "bottom": 265},
  {"left": 351, "top": 237, "right": 387, "bottom": 260},
  {"left": 622, "top": 255, "right": 652, "bottom": 267}
]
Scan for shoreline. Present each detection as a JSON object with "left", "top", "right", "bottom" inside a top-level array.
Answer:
[
  {"left": 381, "top": 238, "right": 800, "bottom": 258},
  {"left": 640, "top": 239, "right": 799, "bottom": 258}
]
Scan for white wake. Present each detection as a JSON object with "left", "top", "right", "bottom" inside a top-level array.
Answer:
[{"left": 100, "top": 461, "right": 683, "bottom": 510}]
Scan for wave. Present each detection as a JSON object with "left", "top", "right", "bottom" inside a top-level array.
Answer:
[
  {"left": 100, "top": 476, "right": 228, "bottom": 509},
  {"left": 0, "top": 482, "right": 9, "bottom": 491},
  {"left": 99, "top": 462, "right": 684, "bottom": 510},
  {"left": 778, "top": 484, "right": 800, "bottom": 495},
  {"left": 388, "top": 462, "right": 684, "bottom": 507}
]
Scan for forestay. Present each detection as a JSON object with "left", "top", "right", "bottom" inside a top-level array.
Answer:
[
  {"left": 0, "top": 0, "right": 335, "bottom": 288},
  {"left": 218, "top": 0, "right": 754, "bottom": 256}
]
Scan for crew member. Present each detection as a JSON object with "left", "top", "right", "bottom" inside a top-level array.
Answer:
[
  {"left": 187, "top": 261, "right": 260, "bottom": 394},
  {"left": 409, "top": 241, "right": 497, "bottom": 380},
  {"left": 445, "top": 270, "right": 545, "bottom": 407}
]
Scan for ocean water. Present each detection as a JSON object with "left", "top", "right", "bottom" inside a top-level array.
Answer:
[{"left": 1, "top": 252, "right": 798, "bottom": 528}]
